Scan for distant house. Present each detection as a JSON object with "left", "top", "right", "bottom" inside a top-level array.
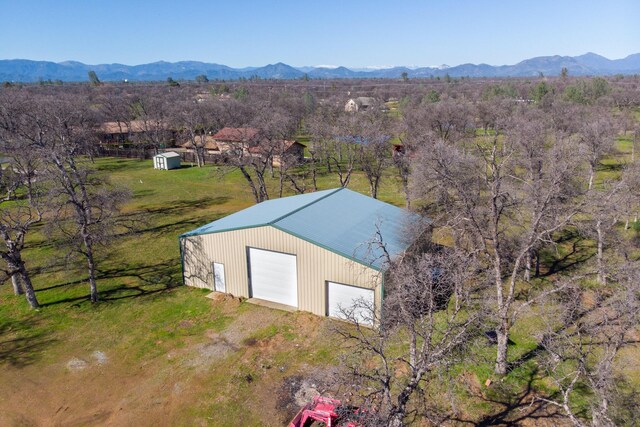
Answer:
[
  {"left": 344, "top": 97, "right": 377, "bottom": 112},
  {"left": 97, "top": 120, "right": 174, "bottom": 147},
  {"left": 180, "top": 135, "right": 221, "bottom": 154},
  {"left": 249, "top": 140, "right": 306, "bottom": 167},
  {"left": 275, "top": 140, "right": 305, "bottom": 167},
  {"left": 153, "top": 152, "right": 181, "bottom": 170},
  {"left": 211, "top": 127, "right": 305, "bottom": 166},
  {"left": 211, "top": 127, "right": 262, "bottom": 153},
  {"left": 97, "top": 120, "right": 146, "bottom": 145},
  {"left": 194, "top": 92, "right": 213, "bottom": 103}
]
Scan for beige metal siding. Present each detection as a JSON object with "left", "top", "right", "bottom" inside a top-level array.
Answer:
[{"left": 181, "top": 225, "right": 381, "bottom": 316}]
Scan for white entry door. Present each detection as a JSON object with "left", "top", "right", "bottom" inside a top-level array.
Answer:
[
  {"left": 213, "top": 262, "right": 226, "bottom": 292},
  {"left": 327, "top": 282, "right": 375, "bottom": 325},
  {"left": 248, "top": 248, "right": 297, "bottom": 307}
]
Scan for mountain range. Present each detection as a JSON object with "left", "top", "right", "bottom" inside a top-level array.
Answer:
[{"left": 1, "top": 53, "right": 639, "bottom": 83}]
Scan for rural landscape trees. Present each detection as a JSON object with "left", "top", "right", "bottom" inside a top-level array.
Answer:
[
  {"left": 0, "top": 90, "right": 130, "bottom": 304},
  {"left": 538, "top": 263, "right": 640, "bottom": 426},
  {"left": 410, "top": 105, "right": 597, "bottom": 375},
  {"left": 1, "top": 73, "right": 639, "bottom": 426},
  {"left": 0, "top": 137, "right": 43, "bottom": 308},
  {"left": 336, "top": 246, "right": 485, "bottom": 426}
]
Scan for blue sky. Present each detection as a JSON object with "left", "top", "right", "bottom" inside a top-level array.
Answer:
[{"left": 1, "top": 0, "right": 638, "bottom": 67}]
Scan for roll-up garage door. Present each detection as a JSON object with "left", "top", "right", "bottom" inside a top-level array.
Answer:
[
  {"left": 248, "top": 248, "right": 298, "bottom": 307},
  {"left": 327, "top": 281, "right": 374, "bottom": 325}
]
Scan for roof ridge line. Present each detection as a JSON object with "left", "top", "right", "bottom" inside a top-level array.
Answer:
[{"left": 269, "top": 188, "right": 343, "bottom": 225}]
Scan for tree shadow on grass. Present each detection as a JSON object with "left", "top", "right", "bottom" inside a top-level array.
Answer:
[
  {"left": 539, "top": 232, "right": 595, "bottom": 277},
  {"left": 133, "top": 189, "right": 156, "bottom": 198},
  {"left": 506, "top": 345, "right": 543, "bottom": 375},
  {"left": 38, "top": 283, "right": 176, "bottom": 308},
  {"left": 597, "top": 161, "right": 625, "bottom": 174},
  {"left": 0, "top": 319, "right": 56, "bottom": 367},
  {"left": 451, "top": 367, "right": 565, "bottom": 426},
  {"left": 97, "top": 259, "right": 181, "bottom": 287},
  {"left": 96, "top": 159, "right": 149, "bottom": 173},
  {"left": 38, "top": 259, "right": 182, "bottom": 307},
  {"left": 133, "top": 196, "right": 230, "bottom": 217},
  {"left": 35, "top": 277, "right": 87, "bottom": 293},
  {"left": 130, "top": 217, "right": 211, "bottom": 237},
  {"left": 116, "top": 196, "right": 230, "bottom": 237}
]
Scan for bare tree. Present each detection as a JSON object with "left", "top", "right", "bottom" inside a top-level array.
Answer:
[
  {"left": 174, "top": 100, "right": 224, "bottom": 167},
  {"left": 327, "top": 137, "right": 359, "bottom": 188},
  {"left": 0, "top": 142, "right": 44, "bottom": 308},
  {"left": 393, "top": 145, "right": 411, "bottom": 208},
  {"left": 357, "top": 109, "right": 394, "bottom": 199},
  {"left": 17, "top": 96, "right": 129, "bottom": 303},
  {"left": 633, "top": 122, "right": 639, "bottom": 164},
  {"left": 274, "top": 139, "right": 307, "bottom": 196},
  {"left": 130, "top": 93, "right": 173, "bottom": 154},
  {"left": 97, "top": 92, "right": 134, "bottom": 134},
  {"left": 335, "top": 246, "right": 483, "bottom": 426},
  {"left": 0, "top": 91, "right": 47, "bottom": 307},
  {"left": 621, "top": 158, "right": 640, "bottom": 229},
  {"left": 579, "top": 112, "right": 616, "bottom": 190},
  {"left": 585, "top": 182, "right": 624, "bottom": 286},
  {"left": 419, "top": 99, "right": 474, "bottom": 143},
  {"left": 314, "top": 111, "right": 366, "bottom": 189},
  {"left": 398, "top": 106, "right": 435, "bottom": 208},
  {"left": 581, "top": 160, "right": 640, "bottom": 286},
  {"left": 251, "top": 105, "right": 300, "bottom": 198},
  {"left": 410, "top": 109, "right": 590, "bottom": 375},
  {"left": 508, "top": 108, "right": 552, "bottom": 281},
  {"left": 475, "top": 98, "right": 513, "bottom": 137},
  {"left": 613, "top": 106, "right": 640, "bottom": 163},
  {"left": 538, "top": 263, "right": 640, "bottom": 426},
  {"left": 220, "top": 126, "right": 272, "bottom": 203},
  {"left": 306, "top": 107, "right": 340, "bottom": 191},
  {"left": 359, "top": 137, "right": 389, "bottom": 199}
]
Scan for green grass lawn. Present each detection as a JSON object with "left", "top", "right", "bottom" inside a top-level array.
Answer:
[
  {"left": 0, "top": 157, "right": 406, "bottom": 425},
  {"left": 1, "top": 152, "right": 637, "bottom": 425}
]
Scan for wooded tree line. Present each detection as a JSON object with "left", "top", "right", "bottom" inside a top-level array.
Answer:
[
  {"left": 331, "top": 88, "right": 640, "bottom": 424},
  {"left": 0, "top": 91, "right": 130, "bottom": 308},
  {"left": 1, "top": 75, "right": 640, "bottom": 426},
  {"left": 5, "top": 76, "right": 639, "bottom": 206}
]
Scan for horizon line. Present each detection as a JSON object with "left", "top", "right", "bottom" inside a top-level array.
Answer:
[{"left": 2, "top": 51, "right": 638, "bottom": 70}]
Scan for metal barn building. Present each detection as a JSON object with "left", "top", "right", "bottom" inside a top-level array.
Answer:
[
  {"left": 179, "top": 188, "right": 415, "bottom": 323},
  {"left": 153, "top": 152, "right": 181, "bottom": 170}
]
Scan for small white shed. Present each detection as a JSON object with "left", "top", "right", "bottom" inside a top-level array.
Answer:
[{"left": 153, "top": 152, "right": 181, "bottom": 170}]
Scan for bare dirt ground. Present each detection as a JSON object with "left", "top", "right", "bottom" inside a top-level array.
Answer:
[{"left": 0, "top": 296, "right": 340, "bottom": 427}]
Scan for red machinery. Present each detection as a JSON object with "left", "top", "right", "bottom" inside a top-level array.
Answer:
[{"left": 288, "top": 396, "right": 361, "bottom": 427}]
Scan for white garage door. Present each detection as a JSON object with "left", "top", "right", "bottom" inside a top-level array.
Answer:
[
  {"left": 249, "top": 248, "right": 298, "bottom": 307},
  {"left": 327, "top": 282, "right": 375, "bottom": 325}
]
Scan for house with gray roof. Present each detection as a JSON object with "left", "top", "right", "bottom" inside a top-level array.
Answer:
[
  {"left": 344, "top": 97, "right": 377, "bottom": 112},
  {"left": 180, "top": 188, "right": 419, "bottom": 324}
]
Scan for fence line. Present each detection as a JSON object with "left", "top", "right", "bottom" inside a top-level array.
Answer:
[{"left": 94, "top": 147, "right": 231, "bottom": 165}]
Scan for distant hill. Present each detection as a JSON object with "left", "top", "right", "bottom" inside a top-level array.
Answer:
[{"left": 1, "top": 52, "right": 638, "bottom": 83}]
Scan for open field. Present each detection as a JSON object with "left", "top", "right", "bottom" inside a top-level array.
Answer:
[
  {"left": 0, "top": 158, "right": 405, "bottom": 426},
  {"left": 1, "top": 149, "right": 638, "bottom": 426}
]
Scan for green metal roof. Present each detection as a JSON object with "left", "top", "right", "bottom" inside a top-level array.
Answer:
[{"left": 180, "top": 188, "right": 420, "bottom": 270}]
